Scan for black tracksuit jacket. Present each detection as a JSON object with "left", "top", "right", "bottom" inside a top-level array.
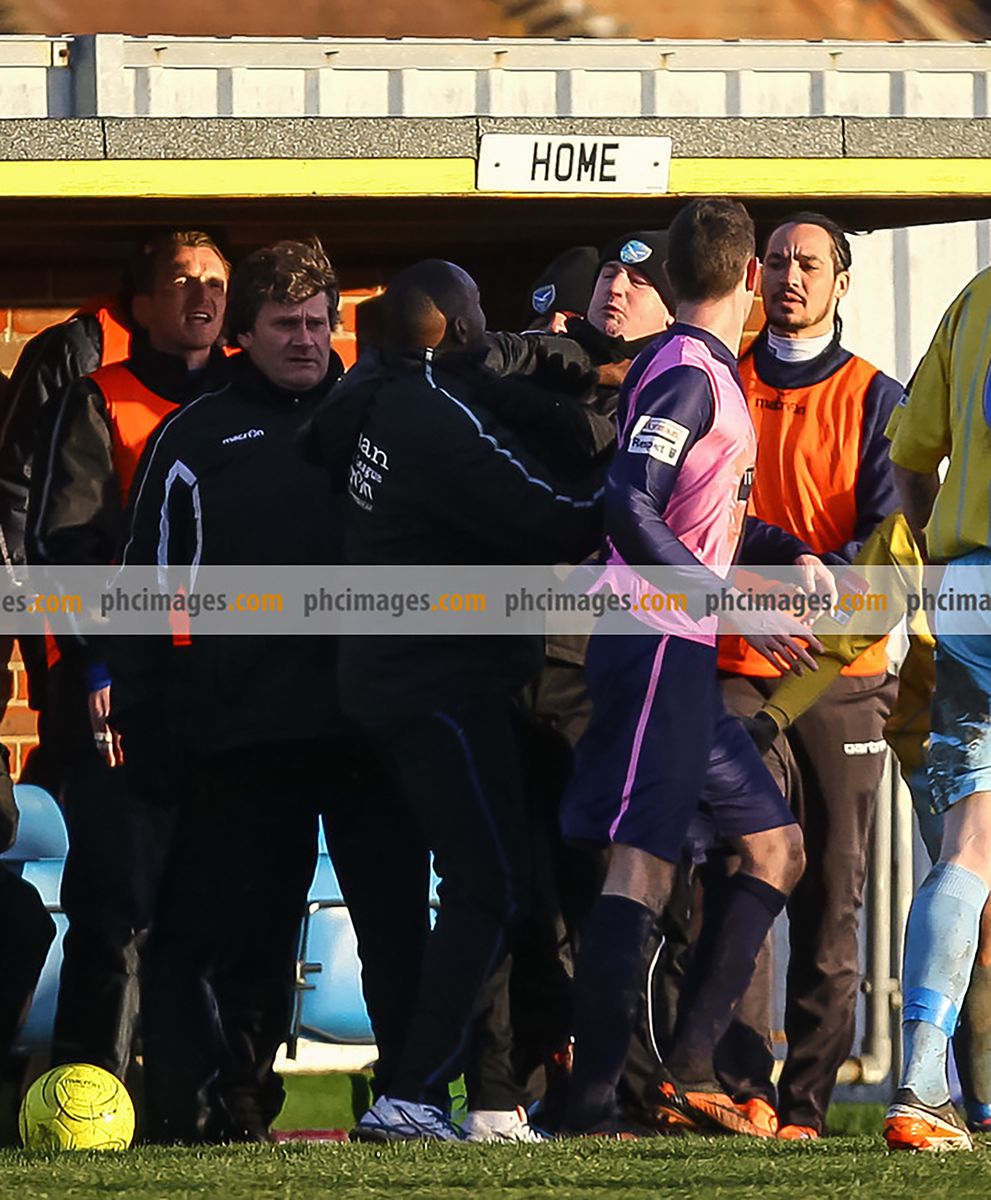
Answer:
[
  {"left": 310, "top": 345, "right": 605, "bottom": 724},
  {"left": 111, "top": 353, "right": 348, "bottom": 758}
]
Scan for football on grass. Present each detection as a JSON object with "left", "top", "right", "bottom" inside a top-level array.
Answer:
[{"left": 19, "top": 1063, "right": 135, "bottom": 1151}]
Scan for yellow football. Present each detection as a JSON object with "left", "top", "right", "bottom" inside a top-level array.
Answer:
[{"left": 19, "top": 1063, "right": 135, "bottom": 1151}]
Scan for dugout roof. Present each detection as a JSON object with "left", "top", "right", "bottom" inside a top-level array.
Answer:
[{"left": 2, "top": 36, "right": 991, "bottom": 328}]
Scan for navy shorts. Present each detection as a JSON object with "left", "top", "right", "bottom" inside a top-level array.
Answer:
[{"left": 560, "top": 630, "right": 794, "bottom": 863}]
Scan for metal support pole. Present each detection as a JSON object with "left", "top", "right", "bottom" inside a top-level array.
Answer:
[
  {"left": 854, "top": 751, "right": 898, "bottom": 1084},
  {"left": 891, "top": 768, "right": 917, "bottom": 1083}
]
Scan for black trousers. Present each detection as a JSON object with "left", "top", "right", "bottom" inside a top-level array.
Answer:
[
  {"left": 0, "top": 864, "right": 56, "bottom": 1058},
  {"left": 320, "top": 755, "right": 431, "bottom": 1101},
  {"left": 366, "top": 699, "right": 532, "bottom": 1111},
  {"left": 718, "top": 671, "right": 896, "bottom": 1131},
  {"left": 53, "top": 751, "right": 175, "bottom": 1078},
  {"left": 464, "top": 696, "right": 602, "bottom": 1112},
  {"left": 141, "top": 743, "right": 323, "bottom": 1142}
]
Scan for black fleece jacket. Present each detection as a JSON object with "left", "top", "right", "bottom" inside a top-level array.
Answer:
[{"left": 0, "top": 313, "right": 105, "bottom": 570}]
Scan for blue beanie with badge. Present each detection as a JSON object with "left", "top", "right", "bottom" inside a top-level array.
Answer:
[
  {"left": 529, "top": 245, "right": 600, "bottom": 317},
  {"left": 598, "top": 230, "right": 676, "bottom": 312}
]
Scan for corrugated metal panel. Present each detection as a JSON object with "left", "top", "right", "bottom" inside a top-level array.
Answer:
[
  {"left": 112, "top": 38, "right": 991, "bottom": 121},
  {"left": 844, "top": 220, "right": 991, "bottom": 383},
  {"left": 11, "top": 35, "right": 991, "bottom": 120}
]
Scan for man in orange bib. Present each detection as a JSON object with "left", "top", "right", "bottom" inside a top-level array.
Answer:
[
  {"left": 27, "top": 230, "right": 230, "bottom": 1082},
  {"left": 714, "top": 213, "right": 902, "bottom": 1139}
]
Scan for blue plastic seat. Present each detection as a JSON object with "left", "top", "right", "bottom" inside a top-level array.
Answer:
[
  {"left": 20, "top": 857, "right": 64, "bottom": 907},
  {"left": 308, "top": 854, "right": 343, "bottom": 905},
  {"left": 1, "top": 786, "right": 68, "bottom": 1050},
  {"left": 16, "top": 910, "right": 67, "bottom": 1049},
  {"left": 295, "top": 838, "right": 439, "bottom": 1049},
  {"left": 298, "top": 904, "right": 374, "bottom": 1044},
  {"left": 1, "top": 785, "right": 68, "bottom": 862},
  {"left": 10, "top": 860, "right": 67, "bottom": 1050}
]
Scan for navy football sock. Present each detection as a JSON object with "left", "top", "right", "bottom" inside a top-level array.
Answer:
[
  {"left": 565, "top": 894, "right": 656, "bottom": 1131},
  {"left": 667, "top": 872, "right": 786, "bottom": 1087}
]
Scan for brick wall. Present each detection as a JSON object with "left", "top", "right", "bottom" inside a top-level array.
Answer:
[
  {"left": 0, "top": 307, "right": 74, "bottom": 376},
  {"left": 335, "top": 289, "right": 384, "bottom": 369}
]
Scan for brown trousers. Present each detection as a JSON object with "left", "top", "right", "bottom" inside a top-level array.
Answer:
[{"left": 717, "top": 670, "right": 896, "bottom": 1132}]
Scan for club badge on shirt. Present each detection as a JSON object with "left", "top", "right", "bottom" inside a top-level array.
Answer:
[{"left": 627, "top": 414, "right": 691, "bottom": 465}]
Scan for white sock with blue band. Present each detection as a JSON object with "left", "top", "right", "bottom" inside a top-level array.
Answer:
[{"left": 901, "top": 862, "right": 990, "bottom": 1107}]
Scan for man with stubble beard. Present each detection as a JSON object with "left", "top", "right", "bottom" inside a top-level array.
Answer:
[{"left": 714, "top": 213, "right": 900, "bottom": 1140}]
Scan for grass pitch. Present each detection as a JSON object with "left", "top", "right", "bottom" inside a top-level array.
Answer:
[
  {"left": 2, "top": 1081, "right": 990, "bottom": 1198},
  {"left": 2, "top": 1134, "right": 991, "bottom": 1199}
]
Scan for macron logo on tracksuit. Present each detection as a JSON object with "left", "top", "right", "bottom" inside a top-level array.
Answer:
[{"left": 221, "top": 428, "right": 265, "bottom": 446}]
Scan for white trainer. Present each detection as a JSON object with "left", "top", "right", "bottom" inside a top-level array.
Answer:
[
  {"left": 351, "top": 1096, "right": 467, "bottom": 1143},
  {"left": 462, "top": 1106, "right": 549, "bottom": 1143}
]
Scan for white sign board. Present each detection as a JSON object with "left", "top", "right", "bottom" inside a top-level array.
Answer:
[{"left": 477, "top": 134, "right": 672, "bottom": 194}]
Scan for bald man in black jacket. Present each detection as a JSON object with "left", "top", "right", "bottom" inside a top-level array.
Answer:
[{"left": 313, "top": 260, "right": 603, "bottom": 1144}]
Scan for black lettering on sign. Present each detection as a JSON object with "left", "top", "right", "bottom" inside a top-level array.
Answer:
[
  {"left": 600, "top": 142, "right": 619, "bottom": 182},
  {"left": 530, "top": 139, "right": 624, "bottom": 184},
  {"left": 531, "top": 142, "right": 552, "bottom": 181},
  {"left": 554, "top": 143, "right": 575, "bottom": 181},
  {"left": 576, "top": 142, "right": 599, "bottom": 180}
]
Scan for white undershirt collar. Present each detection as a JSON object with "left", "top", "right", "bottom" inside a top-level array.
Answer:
[{"left": 766, "top": 328, "right": 834, "bottom": 363}]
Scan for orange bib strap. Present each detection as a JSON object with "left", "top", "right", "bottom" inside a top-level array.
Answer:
[
  {"left": 91, "top": 363, "right": 179, "bottom": 507},
  {"left": 72, "top": 301, "right": 131, "bottom": 367},
  {"left": 92, "top": 306, "right": 131, "bottom": 367}
]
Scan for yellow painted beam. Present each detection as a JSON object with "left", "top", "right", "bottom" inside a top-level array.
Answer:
[
  {"left": 668, "top": 158, "right": 991, "bottom": 196},
  {"left": 0, "top": 157, "right": 477, "bottom": 197},
  {"left": 0, "top": 155, "right": 987, "bottom": 199}
]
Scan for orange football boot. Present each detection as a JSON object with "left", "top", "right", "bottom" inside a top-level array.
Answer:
[
  {"left": 739, "top": 1098, "right": 779, "bottom": 1137},
  {"left": 776, "top": 1124, "right": 819, "bottom": 1141},
  {"left": 883, "top": 1089, "right": 973, "bottom": 1152},
  {"left": 655, "top": 1080, "right": 772, "bottom": 1137}
]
